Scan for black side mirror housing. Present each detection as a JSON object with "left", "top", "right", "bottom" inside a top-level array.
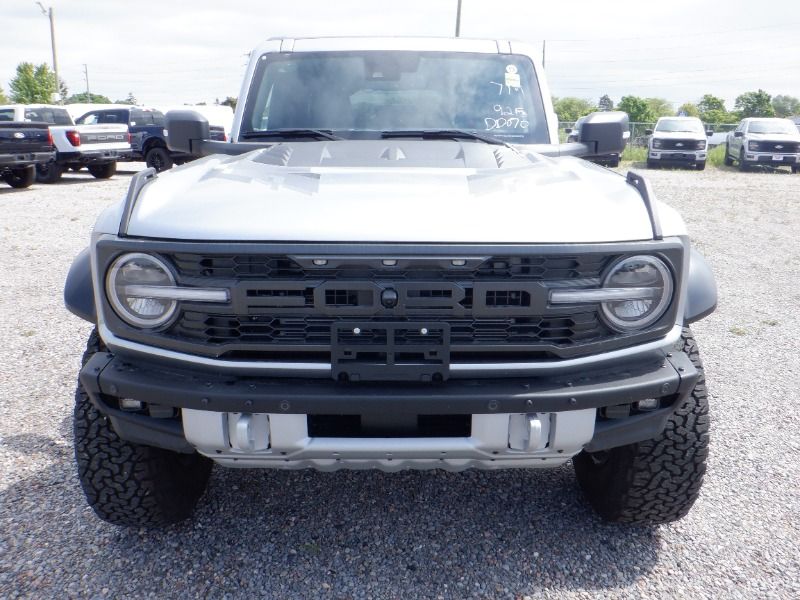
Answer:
[
  {"left": 734, "top": 131, "right": 743, "bottom": 138},
  {"left": 645, "top": 129, "right": 653, "bottom": 136},
  {"left": 564, "top": 128, "right": 573, "bottom": 134},
  {"left": 165, "top": 110, "right": 209, "bottom": 155},
  {"left": 578, "top": 111, "right": 629, "bottom": 155},
  {"left": 706, "top": 130, "right": 714, "bottom": 136}
]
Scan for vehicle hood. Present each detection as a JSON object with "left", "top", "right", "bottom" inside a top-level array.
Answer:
[
  {"left": 745, "top": 132, "right": 800, "bottom": 142},
  {"left": 652, "top": 131, "right": 706, "bottom": 141},
  {"left": 126, "top": 140, "right": 657, "bottom": 243}
]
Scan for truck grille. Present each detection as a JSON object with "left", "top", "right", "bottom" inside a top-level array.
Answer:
[
  {"left": 138, "top": 252, "right": 626, "bottom": 363},
  {"left": 750, "top": 141, "right": 799, "bottom": 153},
  {"left": 660, "top": 139, "right": 698, "bottom": 150}
]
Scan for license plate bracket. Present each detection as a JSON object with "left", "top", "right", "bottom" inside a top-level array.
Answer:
[{"left": 331, "top": 322, "right": 450, "bottom": 382}]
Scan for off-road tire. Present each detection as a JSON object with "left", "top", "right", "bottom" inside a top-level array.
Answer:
[
  {"left": 2, "top": 165, "right": 36, "bottom": 188},
  {"left": 87, "top": 162, "right": 117, "bottom": 179},
  {"left": 145, "top": 146, "right": 173, "bottom": 172},
  {"left": 36, "top": 162, "right": 63, "bottom": 183},
  {"left": 695, "top": 161, "right": 706, "bottom": 171},
  {"left": 607, "top": 156, "right": 620, "bottom": 168},
  {"left": 646, "top": 159, "right": 658, "bottom": 169},
  {"left": 792, "top": 165, "right": 799, "bottom": 174},
  {"left": 573, "top": 327, "right": 709, "bottom": 524},
  {"left": 74, "top": 329, "right": 212, "bottom": 526},
  {"left": 723, "top": 145, "right": 734, "bottom": 166},
  {"left": 738, "top": 149, "right": 750, "bottom": 172}
]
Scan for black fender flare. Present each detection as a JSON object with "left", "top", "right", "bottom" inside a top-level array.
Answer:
[
  {"left": 684, "top": 248, "right": 717, "bottom": 324},
  {"left": 64, "top": 247, "right": 96, "bottom": 323}
]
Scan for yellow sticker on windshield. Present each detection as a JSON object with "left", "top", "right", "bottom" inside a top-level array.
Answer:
[{"left": 505, "top": 65, "right": 521, "bottom": 88}]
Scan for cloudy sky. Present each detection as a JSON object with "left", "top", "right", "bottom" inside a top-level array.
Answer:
[{"left": 2, "top": 0, "right": 798, "bottom": 111}]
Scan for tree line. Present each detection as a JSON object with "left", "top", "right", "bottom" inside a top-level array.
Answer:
[
  {"left": 0, "top": 61, "right": 237, "bottom": 109},
  {"left": 553, "top": 91, "right": 800, "bottom": 124}
]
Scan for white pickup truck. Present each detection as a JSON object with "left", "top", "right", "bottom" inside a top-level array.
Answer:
[
  {"left": 724, "top": 117, "right": 800, "bottom": 173},
  {"left": 0, "top": 104, "right": 131, "bottom": 182}
]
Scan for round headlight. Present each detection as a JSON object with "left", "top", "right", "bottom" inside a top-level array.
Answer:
[
  {"left": 600, "top": 256, "right": 673, "bottom": 332},
  {"left": 106, "top": 253, "right": 177, "bottom": 328}
]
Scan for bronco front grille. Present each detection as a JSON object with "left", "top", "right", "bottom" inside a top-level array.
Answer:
[{"left": 97, "top": 242, "right": 684, "bottom": 371}]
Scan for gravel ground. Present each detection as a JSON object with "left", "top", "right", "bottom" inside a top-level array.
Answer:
[{"left": 1, "top": 163, "right": 798, "bottom": 599}]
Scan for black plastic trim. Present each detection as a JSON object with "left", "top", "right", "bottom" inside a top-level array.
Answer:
[
  {"left": 64, "top": 247, "right": 96, "bottom": 323},
  {"left": 625, "top": 171, "right": 663, "bottom": 240},
  {"left": 79, "top": 347, "right": 697, "bottom": 416},
  {"left": 685, "top": 248, "right": 717, "bottom": 324}
]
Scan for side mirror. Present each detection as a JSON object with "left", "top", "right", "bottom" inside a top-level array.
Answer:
[
  {"left": 165, "top": 110, "right": 209, "bottom": 155},
  {"left": 734, "top": 131, "right": 743, "bottom": 138},
  {"left": 577, "top": 111, "right": 629, "bottom": 155},
  {"left": 564, "top": 128, "right": 573, "bottom": 134},
  {"left": 645, "top": 129, "right": 653, "bottom": 136},
  {"left": 706, "top": 130, "right": 714, "bottom": 136}
]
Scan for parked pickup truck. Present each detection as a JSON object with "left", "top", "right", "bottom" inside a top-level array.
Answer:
[
  {"left": 0, "top": 121, "right": 55, "bottom": 188},
  {"left": 725, "top": 118, "right": 800, "bottom": 173},
  {"left": 76, "top": 106, "right": 228, "bottom": 172},
  {"left": 0, "top": 104, "right": 131, "bottom": 183},
  {"left": 66, "top": 37, "right": 717, "bottom": 528},
  {"left": 646, "top": 117, "right": 712, "bottom": 170}
]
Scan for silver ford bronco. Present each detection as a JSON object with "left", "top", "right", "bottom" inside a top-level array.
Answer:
[{"left": 65, "top": 37, "right": 717, "bottom": 527}]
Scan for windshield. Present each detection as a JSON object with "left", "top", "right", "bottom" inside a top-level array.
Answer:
[
  {"left": 748, "top": 119, "right": 798, "bottom": 134},
  {"left": 242, "top": 51, "right": 549, "bottom": 143},
  {"left": 655, "top": 119, "right": 704, "bottom": 133},
  {"left": 24, "top": 107, "right": 72, "bottom": 125}
]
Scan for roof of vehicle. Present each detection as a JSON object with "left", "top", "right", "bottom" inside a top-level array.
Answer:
[
  {"left": 253, "top": 36, "right": 516, "bottom": 56},
  {"left": 0, "top": 103, "right": 71, "bottom": 110}
]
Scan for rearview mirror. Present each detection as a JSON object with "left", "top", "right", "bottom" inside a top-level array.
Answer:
[
  {"left": 577, "top": 111, "right": 629, "bottom": 155},
  {"left": 165, "top": 110, "right": 209, "bottom": 155}
]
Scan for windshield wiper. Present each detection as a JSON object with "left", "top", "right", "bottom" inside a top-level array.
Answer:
[
  {"left": 380, "top": 129, "right": 514, "bottom": 147},
  {"left": 240, "top": 128, "right": 342, "bottom": 141}
]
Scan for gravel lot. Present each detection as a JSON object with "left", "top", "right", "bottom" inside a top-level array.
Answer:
[{"left": 1, "top": 163, "right": 798, "bottom": 599}]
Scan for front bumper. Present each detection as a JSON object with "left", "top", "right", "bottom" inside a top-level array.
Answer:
[
  {"left": 79, "top": 345, "right": 699, "bottom": 468},
  {"left": 744, "top": 152, "right": 799, "bottom": 164},
  {"left": 0, "top": 151, "right": 55, "bottom": 168},
  {"left": 649, "top": 149, "right": 706, "bottom": 163}
]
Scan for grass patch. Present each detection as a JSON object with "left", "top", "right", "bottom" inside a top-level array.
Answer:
[
  {"left": 729, "top": 326, "right": 747, "bottom": 336},
  {"left": 622, "top": 146, "right": 647, "bottom": 163},
  {"left": 707, "top": 145, "right": 728, "bottom": 168}
]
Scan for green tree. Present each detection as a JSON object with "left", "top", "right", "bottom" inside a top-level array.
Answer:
[
  {"left": 66, "top": 92, "right": 112, "bottom": 104},
  {"left": 221, "top": 96, "right": 237, "bottom": 110},
  {"left": 697, "top": 94, "right": 736, "bottom": 124},
  {"left": 645, "top": 97, "right": 674, "bottom": 119},
  {"left": 551, "top": 97, "right": 596, "bottom": 122},
  {"left": 9, "top": 62, "right": 56, "bottom": 103},
  {"left": 698, "top": 94, "right": 726, "bottom": 115},
  {"left": 598, "top": 94, "right": 614, "bottom": 111},
  {"left": 617, "top": 95, "right": 652, "bottom": 123},
  {"left": 771, "top": 94, "right": 800, "bottom": 118},
  {"left": 735, "top": 89, "right": 775, "bottom": 118},
  {"left": 0, "top": 85, "right": 8, "bottom": 104},
  {"left": 115, "top": 92, "right": 138, "bottom": 105},
  {"left": 678, "top": 102, "right": 700, "bottom": 117}
]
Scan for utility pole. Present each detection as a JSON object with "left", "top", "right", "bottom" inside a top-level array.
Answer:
[
  {"left": 83, "top": 64, "right": 90, "bottom": 98},
  {"left": 455, "top": 0, "right": 462, "bottom": 37},
  {"left": 36, "top": 3, "right": 60, "bottom": 103},
  {"left": 542, "top": 40, "right": 546, "bottom": 69}
]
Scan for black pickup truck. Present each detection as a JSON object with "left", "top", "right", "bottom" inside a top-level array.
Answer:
[
  {"left": 76, "top": 107, "right": 227, "bottom": 172},
  {"left": 0, "top": 122, "right": 55, "bottom": 188}
]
